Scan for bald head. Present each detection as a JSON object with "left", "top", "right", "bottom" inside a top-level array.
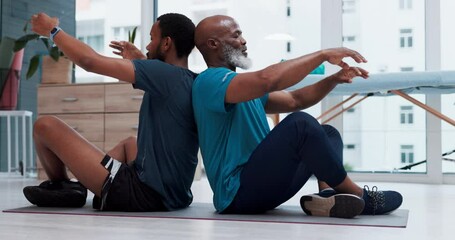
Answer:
[
  {"left": 195, "top": 15, "right": 236, "bottom": 51},
  {"left": 195, "top": 15, "right": 250, "bottom": 69}
]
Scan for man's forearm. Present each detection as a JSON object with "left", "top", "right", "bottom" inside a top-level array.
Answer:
[
  {"left": 259, "top": 51, "right": 326, "bottom": 93},
  {"left": 289, "top": 75, "right": 338, "bottom": 110}
]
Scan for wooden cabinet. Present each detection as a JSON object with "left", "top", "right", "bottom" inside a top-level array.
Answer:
[
  {"left": 105, "top": 84, "right": 143, "bottom": 112},
  {"left": 104, "top": 113, "right": 139, "bottom": 151},
  {"left": 38, "top": 85, "right": 104, "bottom": 114},
  {"left": 37, "top": 83, "right": 143, "bottom": 179}
]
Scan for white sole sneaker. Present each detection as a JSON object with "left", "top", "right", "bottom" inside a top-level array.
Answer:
[{"left": 300, "top": 193, "right": 365, "bottom": 218}]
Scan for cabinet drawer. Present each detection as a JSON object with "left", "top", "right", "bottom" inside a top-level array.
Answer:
[
  {"left": 54, "top": 114, "right": 104, "bottom": 142},
  {"left": 105, "top": 84, "right": 143, "bottom": 113},
  {"left": 105, "top": 113, "right": 139, "bottom": 143},
  {"left": 38, "top": 85, "right": 104, "bottom": 114}
]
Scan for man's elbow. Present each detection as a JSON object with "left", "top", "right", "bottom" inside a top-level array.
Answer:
[
  {"left": 257, "top": 70, "right": 280, "bottom": 93},
  {"left": 78, "top": 57, "right": 97, "bottom": 72}
]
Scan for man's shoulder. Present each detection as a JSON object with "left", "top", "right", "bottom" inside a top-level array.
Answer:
[
  {"left": 196, "top": 67, "right": 236, "bottom": 82},
  {"left": 134, "top": 59, "right": 196, "bottom": 77}
]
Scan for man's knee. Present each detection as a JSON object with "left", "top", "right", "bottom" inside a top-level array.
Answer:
[
  {"left": 123, "top": 136, "right": 137, "bottom": 145},
  {"left": 321, "top": 124, "right": 342, "bottom": 139},
  {"left": 284, "top": 112, "right": 320, "bottom": 127},
  {"left": 34, "top": 115, "right": 60, "bottom": 136}
]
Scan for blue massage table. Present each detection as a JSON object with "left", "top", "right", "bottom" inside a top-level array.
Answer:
[{"left": 285, "top": 71, "right": 455, "bottom": 126}]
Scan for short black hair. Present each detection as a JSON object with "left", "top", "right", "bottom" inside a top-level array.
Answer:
[{"left": 157, "top": 13, "right": 195, "bottom": 58}]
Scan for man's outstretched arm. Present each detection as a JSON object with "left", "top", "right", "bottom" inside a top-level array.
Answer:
[
  {"left": 265, "top": 66, "right": 369, "bottom": 114},
  {"left": 225, "top": 48, "right": 367, "bottom": 104},
  {"left": 31, "top": 13, "right": 135, "bottom": 83}
]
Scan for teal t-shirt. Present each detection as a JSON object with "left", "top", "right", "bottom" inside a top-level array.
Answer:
[
  {"left": 192, "top": 67, "right": 270, "bottom": 212},
  {"left": 132, "top": 59, "right": 199, "bottom": 210}
]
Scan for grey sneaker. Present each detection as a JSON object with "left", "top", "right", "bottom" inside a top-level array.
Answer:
[
  {"left": 23, "top": 180, "right": 87, "bottom": 208},
  {"left": 361, "top": 185, "right": 403, "bottom": 215},
  {"left": 300, "top": 190, "right": 365, "bottom": 218}
]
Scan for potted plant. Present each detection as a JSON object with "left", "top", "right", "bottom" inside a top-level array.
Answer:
[
  {"left": 13, "top": 22, "right": 72, "bottom": 84},
  {"left": 0, "top": 36, "right": 24, "bottom": 110}
]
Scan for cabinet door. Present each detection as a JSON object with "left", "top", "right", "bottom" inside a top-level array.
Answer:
[
  {"left": 105, "top": 84, "right": 144, "bottom": 113},
  {"left": 54, "top": 114, "right": 104, "bottom": 142},
  {"left": 38, "top": 85, "right": 104, "bottom": 114},
  {"left": 104, "top": 113, "right": 139, "bottom": 151}
]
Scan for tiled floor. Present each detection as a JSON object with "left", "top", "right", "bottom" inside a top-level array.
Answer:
[{"left": 0, "top": 175, "right": 453, "bottom": 240}]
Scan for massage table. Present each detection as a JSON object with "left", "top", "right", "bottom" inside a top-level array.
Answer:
[{"left": 284, "top": 70, "right": 455, "bottom": 126}]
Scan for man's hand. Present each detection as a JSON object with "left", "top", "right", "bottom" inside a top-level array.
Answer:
[
  {"left": 322, "top": 47, "right": 367, "bottom": 69},
  {"left": 109, "top": 41, "right": 146, "bottom": 60},
  {"left": 30, "top": 13, "right": 59, "bottom": 37},
  {"left": 331, "top": 66, "right": 369, "bottom": 84}
]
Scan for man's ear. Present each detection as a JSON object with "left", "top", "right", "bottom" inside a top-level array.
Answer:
[
  {"left": 162, "top": 36, "right": 172, "bottom": 51},
  {"left": 207, "top": 38, "right": 218, "bottom": 49}
]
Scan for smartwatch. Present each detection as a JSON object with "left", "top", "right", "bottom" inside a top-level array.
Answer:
[{"left": 50, "top": 26, "right": 62, "bottom": 42}]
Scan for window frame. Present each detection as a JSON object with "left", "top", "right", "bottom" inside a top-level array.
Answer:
[{"left": 322, "top": 0, "right": 449, "bottom": 184}]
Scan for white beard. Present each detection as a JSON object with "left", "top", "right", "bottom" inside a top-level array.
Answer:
[{"left": 222, "top": 44, "right": 252, "bottom": 70}]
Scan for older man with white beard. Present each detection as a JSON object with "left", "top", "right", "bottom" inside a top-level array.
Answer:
[{"left": 192, "top": 15, "right": 403, "bottom": 218}]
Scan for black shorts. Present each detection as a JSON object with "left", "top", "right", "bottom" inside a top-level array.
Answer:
[{"left": 95, "top": 155, "right": 167, "bottom": 212}]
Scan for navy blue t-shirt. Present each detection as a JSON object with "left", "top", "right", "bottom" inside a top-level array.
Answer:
[{"left": 131, "top": 59, "right": 198, "bottom": 210}]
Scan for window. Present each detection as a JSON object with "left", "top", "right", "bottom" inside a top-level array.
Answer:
[
  {"left": 78, "top": 35, "right": 104, "bottom": 53},
  {"left": 400, "top": 67, "right": 414, "bottom": 72},
  {"left": 342, "top": 35, "right": 356, "bottom": 42},
  {"left": 378, "top": 65, "right": 388, "bottom": 72},
  {"left": 112, "top": 26, "right": 138, "bottom": 43},
  {"left": 75, "top": 0, "right": 141, "bottom": 83},
  {"left": 400, "top": 28, "right": 413, "bottom": 48},
  {"left": 158, "top": 0, "right": 321, "bottom": 79},
  {"left": 342, "top": 0, "right": 356, "bottom": 13},
  {"left": 400, "top": 145, "right": 414, "bottom": 164},
  {"left": 399, "top": 0, "right": 413, "bottom": 10},
  {"left": 400, "top": 106, "right": 414, "bottom": 124},
  {"left": 346, "top": 108, "right": 355, "bottom": 113},
  {"left": 286, "top": 0, "right": 291, "bottom": 17},
  {"left": 442, "top": 94, "right": 455, "bottom": 173},
  {"left": 441, "top": 0, "right": 455, "bottom": 70},
  {"left": 441, "top": 1, "right": 455, "bottom": 174},
  {"left": 345, "top": 144, "right": 356, "bottom": 149},
  {"left": 77, "top": 19, "right": 105, "bottom": 53},
  {"left": 286, "top": 42, "right": 291, "bottom": 53}
]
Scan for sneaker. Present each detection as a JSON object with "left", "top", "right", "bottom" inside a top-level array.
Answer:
[
  {"left": 92, "top": 195, "right": 101, "bottom": 210},
  {"left": 23, "top": 180, "right": 87, "bottom": 208},
  {"left": 361, "top": 185, "right": 403, "bottom": 215},
  {"left": 300, "top": 190, "right": 365, "bottom": 218}
]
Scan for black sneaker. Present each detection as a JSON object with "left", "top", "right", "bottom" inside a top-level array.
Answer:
[
  {"left": 361, "top": 186, "right": 403, "bottom": 215},
  {"left": 300, "top": 190, "right": 365, "bottom": 218},
  {"left": 92, "top": 195, "right": 101, "bottom": 210},
  {"left": 23, "top": 180, "right": 87, "bottom": 208}
]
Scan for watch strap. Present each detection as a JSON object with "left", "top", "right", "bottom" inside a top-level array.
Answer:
[{"left": 50, "top": 26, "right": 62, "bottom": 42}]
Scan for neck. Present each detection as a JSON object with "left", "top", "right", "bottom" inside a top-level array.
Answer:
[
  {"left": 171, "top": 58, "right": 189, "bottom": 69},
  {"left": 165, "top": 54, "right": 189, "bottom": 69},
  {"left": 206, "top": 59, "right": 236, "bottom": 72}
]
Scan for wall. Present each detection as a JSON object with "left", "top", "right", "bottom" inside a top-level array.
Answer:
[{"left": 0, "top": 0, "right": 75, "bottom": 172}]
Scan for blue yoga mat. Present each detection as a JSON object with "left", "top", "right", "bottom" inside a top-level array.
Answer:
[{"left": 3, "top": 202, "right": 408, "bottom": 228}]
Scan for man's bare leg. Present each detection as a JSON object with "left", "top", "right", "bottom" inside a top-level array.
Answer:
[
  {"left": 317, "top": 181, "right": 331, "bottom": 192},
  {"left": 33, "top": 116, "right": 109, "bottom": 196},
  {"left": 106, "top": 136, "right": 137, "bottom": 165}
]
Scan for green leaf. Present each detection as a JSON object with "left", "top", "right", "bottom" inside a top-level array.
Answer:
[
  {"left": 40, "top": 38, "right": 51, "bottom": 49},
  {"left": 13, "top": 34, "right": 40, "bottom": 52},
  {"left": 23, "top": 22, "right": 29, "bottom": 33},
  {"left": 26, "top": 55, "right": 40, "bottom": 79},
  {"left": 131, "top": 26, "right": 137, "bottom": 43},
  {"left": 49, "top": 46, "right": 60, "bottom": 61},
  {"left": 128, "top": 26, "right": 138, "bottom": 43}
]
